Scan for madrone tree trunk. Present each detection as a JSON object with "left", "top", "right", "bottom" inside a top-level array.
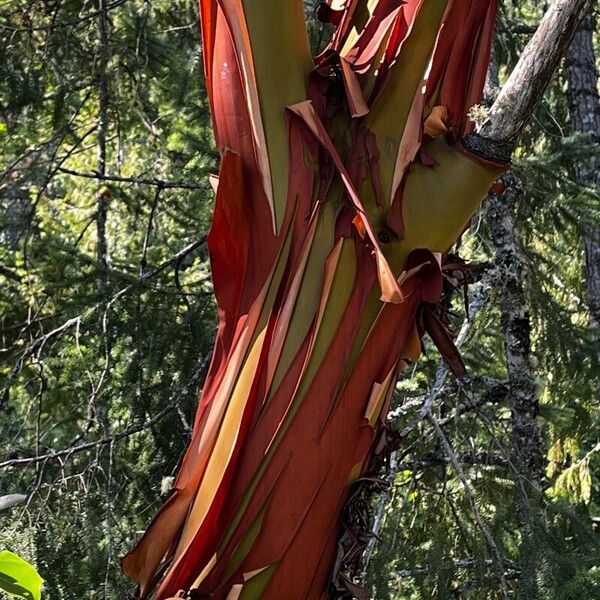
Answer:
[{"left": 123, "top": 1, "right": 591, "bottom": 598}]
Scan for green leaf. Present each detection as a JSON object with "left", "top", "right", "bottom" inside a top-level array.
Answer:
[{"left": 0, "top": 551, "right": 44, "bottom": 600}]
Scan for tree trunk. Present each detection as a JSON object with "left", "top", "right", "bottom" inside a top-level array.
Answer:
[
  {"left": 489, "top": 177, "right": 542, "bottom": 600},
  {"left": 122, "top": 2, "right": 591, "bottom": 598},
  {"left": 96, "top": 0, "right": 110, "bottom": 296},
  {"left": 565, "top": 11, "right": 600, "bottom": 374},
  {"left": 486, "top": 50, "right": 542, "bottom": 600}
]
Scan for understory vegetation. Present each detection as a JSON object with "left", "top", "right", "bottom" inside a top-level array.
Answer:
[{"left": 0, "top": 1, "right": 598, "bottom": 598}]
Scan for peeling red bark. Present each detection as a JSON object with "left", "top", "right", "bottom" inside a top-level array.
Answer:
[{"left": 122, "top": 2, "right": 509, "bottom": 598}]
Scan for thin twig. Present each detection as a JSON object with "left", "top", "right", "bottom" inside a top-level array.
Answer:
[
  {"left": 0, "top": 353, "right": 211, "bottom": 470},
  {"left": 57, "top": 166, "right": 209, "bottom": 190},
  {"left": 427, "top": 412, "right": 510, "bottom": 600},
  {"left": 390, "top": 557, "right": 519, "bottom": 579}
]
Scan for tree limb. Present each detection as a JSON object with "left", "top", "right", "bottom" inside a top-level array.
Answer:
[
  {"left": 0, "top": 494, "right": 27, "bottom": 511},
  {"left": 57, "top": 166, "right": 209, "bottom": 191},
  {"left": 480, "top": 0, "right": 592, "bottom": 147},
  {"left": 390, "top": 557, "right": 519, "bottom": 579},
  {"left": 396, "top": 451, "right": 509, "bottom": 472},
  {"left": 427, "top": 412, "right": 510, "bottom": 600},
  {"left": 0, "top": 264, "right": 22, "bottom": 282}
]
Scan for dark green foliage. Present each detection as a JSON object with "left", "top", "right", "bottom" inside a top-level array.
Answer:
[
  {"left": 0, "top": 1, "right": 598, "bottom": 599},
  {"left": 0, "top": 1, "right": 217, "bottom": 597}
]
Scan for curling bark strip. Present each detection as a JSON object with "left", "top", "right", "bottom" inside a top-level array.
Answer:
[{"left": 123, "top": 1, "right": 507, "bottom": 598}]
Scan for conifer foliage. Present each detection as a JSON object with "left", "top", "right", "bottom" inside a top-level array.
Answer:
[{"left": 0, "top": 1, "right": 598, "bottom": 600}]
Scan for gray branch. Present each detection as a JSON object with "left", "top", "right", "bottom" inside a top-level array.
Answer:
[
  {"left": 477, "top": 0, "right": 592, "bottom": 150},
  {"left": 57, "top": 166, "right": 209, "bottom": 191},
  {"left": 0, "top": 494, "right": 27, "bottom": 511},
  {"left": 428, "top": 412, "right": 510, "bottom": 600}
]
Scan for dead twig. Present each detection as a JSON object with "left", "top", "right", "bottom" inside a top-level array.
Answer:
[{"left": 0, "top": 353, "right": 211, "bottom": 470}]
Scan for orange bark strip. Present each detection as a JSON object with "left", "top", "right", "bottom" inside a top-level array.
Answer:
[
  {"left": 339, "top": 58, "right": 369, "bottom": 117},
  {"left": 364, "top": 366, "right": 397, "bottom": 426},
  {"left": 207, "top": 152, "right": 250, "bottom": 337},
  {"left": 217, "top": 0, "right": 274, "bottom": 229},
  {"left": 367, "top": 0, "right": 425, "bottom": 105},
  {"left": 205, "top": 3, "right": 279, "bottom": 305},
  {"left": 341, "top": 0, "right": 404, "bottom": 71},
  {"left": 122, "top": 488, "right": 193, "bottom": 597},
  {"left": 425, "top": 0, "right": 500, "bottom": 136}
]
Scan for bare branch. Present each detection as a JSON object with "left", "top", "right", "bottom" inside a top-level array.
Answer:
[
  {"left": 437, "top": 380, "right": 508, "bottom": 427},
  {"left": 482, "top": 0, "right": 592, "bottom": 145},
  {"left": 57, "top": 166, "right": 209, "bottom": 191},
  {"left": 0, "top": 353, "right": 211, "bottom": 470},
  {"left": 428, "top": 412, "right": 510, "bottom": 600},
  {"left": 0, "top": 494, "right": 27, "bottom": 511},
  {"left": 391, "top": 557, "right": 519, "bottom": 579},
  {"left": 0, "top": 264, "right": 22, "bottom": 282}
]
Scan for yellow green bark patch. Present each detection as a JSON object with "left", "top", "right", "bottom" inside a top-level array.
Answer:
[
  {"left": 241, "top": 0, "right": 313, "bottom": 233},
  {"left": 220, "top": 503, "right": 269, "bottom": 585},
  {"left": 238, "top": 564, "right": 278, "bottom": 599},
  {"left": 367, "top": 0, "right": 450, "bottom": 203},
  {"left": 269, "top": 200, "right": 338, "bottom": 396}
]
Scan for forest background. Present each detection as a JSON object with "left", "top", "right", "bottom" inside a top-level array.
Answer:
[{"left": 0, "top": 1, "right": 599, "bottom": 598}]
